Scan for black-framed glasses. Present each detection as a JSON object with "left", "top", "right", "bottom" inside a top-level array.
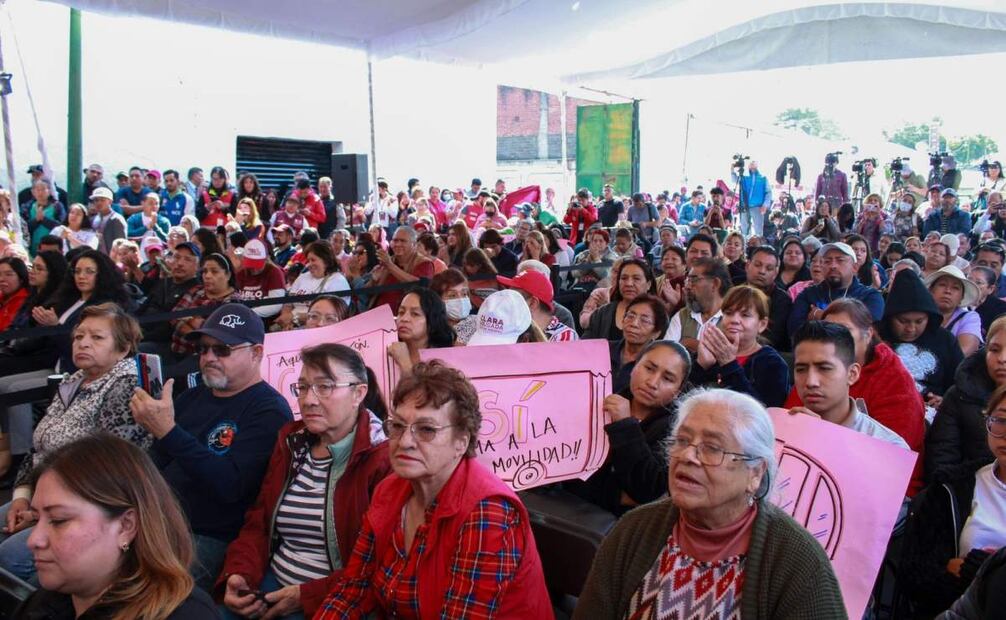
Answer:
[
  {"left": 986, "top": 415, "right": 1006, "bottom": 438},
  {"left": 383, "top": 418, "right": 456, "bottom": 442},
  {"left": 195, "top": 343, "right": 254, "bottom": 357},
  {"left": 685, "top": 274, "right": 710, "bottom": 284},
  {"left": 668, "top": 437, "right": 758, "bottom": 466},
  {"left": 290, "top": 381, "right": 360, "bottom": 398}
]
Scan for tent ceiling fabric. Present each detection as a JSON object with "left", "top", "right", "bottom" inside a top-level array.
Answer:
[{"left": 43, "top": 0, "right": 1006, "bottom": 82}]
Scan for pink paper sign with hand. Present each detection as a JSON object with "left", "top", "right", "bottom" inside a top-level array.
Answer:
[
  {"left": 420, "top": 340, "right": 612, "bottom": 491},
  {"left": 261, "top": 305, "right": 398, "bottom": 418},
  {"left": 767, "top": 408, "right": 918, "bottom": 619}
]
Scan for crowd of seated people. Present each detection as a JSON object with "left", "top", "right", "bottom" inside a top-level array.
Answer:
[{"left": 0, "top": 157, "right": 1000, "bottom": 618}]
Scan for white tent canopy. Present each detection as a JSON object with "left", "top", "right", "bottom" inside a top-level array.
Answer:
[{"left": 42, "top": 0, "right": 1006, "bottom": 84}]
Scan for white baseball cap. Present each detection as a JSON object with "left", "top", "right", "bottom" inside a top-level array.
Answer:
[
  {"left": 90, "top": 187, "right": 114, "bottom": 201},
  {"left": 467, "top": 290, "right": 532, "bottom": 346},
  {"left": 242, "top": 238, "right": 269, "bottom": 270}
]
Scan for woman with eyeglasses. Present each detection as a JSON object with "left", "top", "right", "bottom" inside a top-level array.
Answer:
[
  {"left": 314, "top": 360, "right": 551, "bottom": 618},
  {"left": 218, "top": 343, "right": 390, "bottom": 620},
  {"left": 303, "top": 294, "right": 350, "bottom": 330},
  {"left": 583, "top": 258, "right": 657, "bottom": 341},
  {"left": 609, "top": 294, "right": 669, "bottom": 393},
  {"left": 576, "top": 388, "right": 844, "bottom": 619},
  {"left": 900, "top": 383, "right": 1006, "bottom": 616},
  {"left": 0, "top": 303, "right": 151, "bottom": 584}
]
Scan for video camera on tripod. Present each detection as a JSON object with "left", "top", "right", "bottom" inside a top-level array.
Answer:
[
  {"left": 928, "top": 151, "right": 949, "bottom": 186},
  {"left": 732, "top": 154, "right": 750, "bottom": 173},
  {"left": 889, "top": 157, "right": 910, "bottom": 191},
  {"left": 823, "top": 151, "right": 842, "bottom": 177}
]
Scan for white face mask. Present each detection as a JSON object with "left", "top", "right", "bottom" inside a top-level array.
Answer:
[
  {"left": 444, "top": 297, "right": 472, "bottom": 321},
  {"left": 898, "top": 202, "right": 912, "bottom": 212}
]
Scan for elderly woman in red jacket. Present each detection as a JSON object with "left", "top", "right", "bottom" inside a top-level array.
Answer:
[
  {"left": 217, "top": 343, "right": 390, "bottom": 619},
  {"left": 783, "top": 297, "right": 926, "bottom": 495},
  {"left": 314, "top": 360, "right": 552, "bottom": 619}
]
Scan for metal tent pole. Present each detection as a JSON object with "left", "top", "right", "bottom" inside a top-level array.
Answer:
[{"left": 67, "top": 8, "right": 82, "bottom": 203}]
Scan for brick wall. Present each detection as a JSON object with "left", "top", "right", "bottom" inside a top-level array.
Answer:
[{"left": 497, "top": 85, "right": 599, "bottom": 162}]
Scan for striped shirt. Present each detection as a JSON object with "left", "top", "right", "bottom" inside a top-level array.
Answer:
[{"left": 270, "top": 451, "right": 333, "bottom": 585}]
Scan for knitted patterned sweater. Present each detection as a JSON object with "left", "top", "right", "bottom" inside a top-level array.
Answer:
[{"left": 573, "top": 498, "right": 847, "bottom": 619}]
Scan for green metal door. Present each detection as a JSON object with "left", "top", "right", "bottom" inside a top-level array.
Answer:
[{"left": 575, "top": 102, "right": 639, "bottom": 197}]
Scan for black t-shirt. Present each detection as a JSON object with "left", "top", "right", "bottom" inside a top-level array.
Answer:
[{"left": 598, "top": 199, "right": 624, "bottom": 227}]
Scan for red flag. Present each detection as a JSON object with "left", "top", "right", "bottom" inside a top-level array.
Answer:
[{"left": 498, "top": 185, "right": 541, "bottom": 218}]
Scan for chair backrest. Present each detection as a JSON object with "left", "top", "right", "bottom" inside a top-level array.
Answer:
[
  {"left": 0, "top": 566, "right": 35, "bottom": 617},
  {"left": 518, "top": 488, "right": 616, "bottom": 598}
]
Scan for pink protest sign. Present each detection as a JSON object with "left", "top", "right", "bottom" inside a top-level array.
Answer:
[
  {"left": 766, "top": 408, "right": 918, "bottom": 619},
  {"left": 261, "top": 305, "right": 398, "bottom": 417},
  {"left": 420, "top": 340, "right": 611, "bottom": 491}
]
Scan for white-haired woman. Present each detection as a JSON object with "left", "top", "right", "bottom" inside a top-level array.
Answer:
[{"left": 575, "top": 388, "right": 846, "bottom": 619}]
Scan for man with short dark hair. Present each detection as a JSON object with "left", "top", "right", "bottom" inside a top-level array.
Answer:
[
  {"left": 36, "top": 234, "right": 62, "bottom": 255},
  {"left": 185, "top": 167, "right": 205, "bottom": 200},
  {"left": 597, "top": 184, "right": 624, "bottom": 228},
  {"left": 678, "top": 190, "right": 707, "bottom": 238},
  {"left": 626, "top": 192, "right": 658, "bottom": 243},
  {"left": 684, "top": 233, "right": 718, "bottom": 268},
  {"left": 132, "top": 303, "right": 293, "bottom": 591},
  {"left": 789, "top": 242, "right": 884, "bottom": 333},
  {"left": 665, "top": 256, "right": 729, "bottom": 353},
  {"left": 973, "top": 242, "right": 1006, "bottom": 298},
  {"left": 480, "top": 229, "right": 519, "bottom": 277},
  {"left": 161, "top": 169, "right": 194, "bottom": 226},
  {"left": 791, "top": 321, "right": 909, "bottom": 453},
  {"left": 114, "top": 166, "right": 152, "bottom": 216},
  {"left": 271, "top": 224, "right": 296, "bottom": 268},
  {"left": 745, "top": 245, "right": 792, "bottom": 351}
]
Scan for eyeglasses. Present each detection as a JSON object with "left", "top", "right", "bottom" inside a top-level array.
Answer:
[
  {"left": 986, "top": 415, "right": 1006, "bottom": 438},
  {"left": 195, "top": 342, "right": 253, "bottom": 357},
  {"left": 667, "top": 437, "right": 758, "bottom": 466},
  {"left": 623, "top": 311, "right": 654, "bottom": 327},
  {"left": 73, "top": 268, "right": 97, "bottom": 276},
  {"left": 383, "top": 418, "right": 456, "bottom": 442},
  {"left": 305, "top": 312, "right": 342, "bottom": 325},
  {"left": 290, "top": 381, "right": 360, "bottom": 398},
  {"left": 685, "top": 274, "right": 710, "bottom": 284}
]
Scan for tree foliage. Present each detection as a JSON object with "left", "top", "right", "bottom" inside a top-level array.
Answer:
[
  {"left": 883, "top": 118, "right": 998, "bottom": 165},
  {"left": 774, "top": 108, "right": 846, "bottom": 140}
]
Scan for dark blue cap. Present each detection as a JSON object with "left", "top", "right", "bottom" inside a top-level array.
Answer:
[{"left": 185, "top": 303, "right": 264, "bottom": 345}]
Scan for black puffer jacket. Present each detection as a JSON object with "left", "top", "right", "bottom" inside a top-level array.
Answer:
[{"left": 926, "top": 350, "right": 996, "bottom": 484}]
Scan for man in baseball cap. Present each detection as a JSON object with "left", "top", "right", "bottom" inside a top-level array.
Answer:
[
  {"left": 235, "top": 238, "right": 286, "bottom": 318},
  {"left": 788, "top": 241, "right": 885, "bottom": 332},
  {"left": 131, "top": 301, "right": 291, "bottom": 590},
  {"left": 498, "top": 269, "right": 578, "bottom": 342},
  {"left": 921, "top": 184, "right": 971, "bottom": 238}
]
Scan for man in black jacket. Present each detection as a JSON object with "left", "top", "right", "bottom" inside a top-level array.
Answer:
[
  {"left": 744, "top": 245, "right": 792, "bottom": 351},
  {"left": 138, "top": 242, "right": 201, "bottom": 347}
]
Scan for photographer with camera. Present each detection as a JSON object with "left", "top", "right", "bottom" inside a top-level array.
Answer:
[
  {"left": 891, "top": 159, "right": 927, "bottom": 207},
  {"left": 563, "top": 188, "right": 598, "bottom": 247},
  {"left": 852, "top": 158, "right": 888, "bottom": 207},
  {"left": 815, "top": 152, "right": 849, "bottom": 213},
  {"left": 731, "top": 157, "right": 772, "bottom": 238},
  {"left": 972, "top": 160, "right": 1006, "bottom": 212},
  {"left": 929, "top": 153, "right": 962, "bottom": 191}
]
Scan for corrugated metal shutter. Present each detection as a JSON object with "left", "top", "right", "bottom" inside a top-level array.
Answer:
[{"left": 235, "top": 136, "right": 334, "bottom": 192}]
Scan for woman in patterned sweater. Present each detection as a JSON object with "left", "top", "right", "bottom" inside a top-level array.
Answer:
[
  {"left": 0, "top": 303, "right": 151, "bottom": 584},
  {"left": 575, "top": 388, "right": 846, "bottom": 619}
]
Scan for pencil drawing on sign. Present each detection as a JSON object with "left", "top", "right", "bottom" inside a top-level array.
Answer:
[
  {"left": 772, "top": 440, "right": 844, "bottom": 559},
  {"left": 471, "top": 370, "right": 609, "bottom": 490}
]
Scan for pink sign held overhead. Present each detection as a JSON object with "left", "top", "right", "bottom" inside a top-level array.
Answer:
[
  {"left": 420, "top": 340, "right": 612, "bottom": 491},
  {"left": 261, "top": 305, "right": 399, "bottom": 418},
  {"left": 766, "top": 408, "right": 918, "bottom": 620}
]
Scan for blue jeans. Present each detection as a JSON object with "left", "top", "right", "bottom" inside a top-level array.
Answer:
[
  {"left": 219, "top": 567, "right": 306, "bottom": 620},
  {"left": 192, "top": 533, "right": 231, "bottom": 594},
  {"left": 0, "top": 501, "right": 37, "bottom": 585},
  {"left": 740, "top": 207, "right": 765, "bottom": 238}
]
